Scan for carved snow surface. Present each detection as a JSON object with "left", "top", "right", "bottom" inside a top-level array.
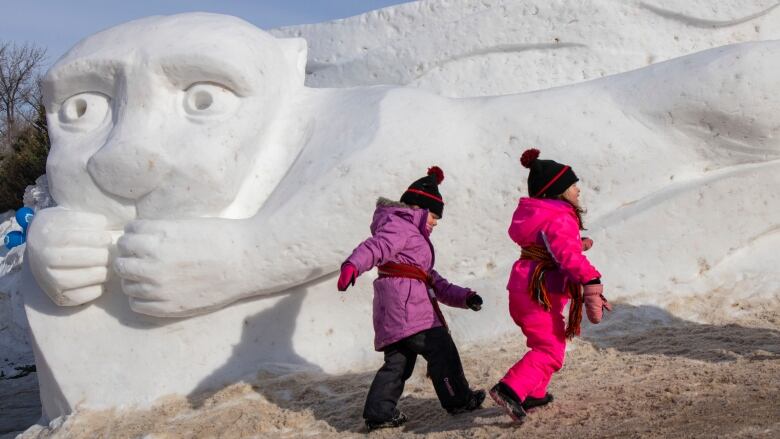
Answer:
[{"left": 274, "top": 0, "right": 780, "bottom": 97}]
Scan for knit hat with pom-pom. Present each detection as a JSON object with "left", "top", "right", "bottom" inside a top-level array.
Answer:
[
  {"left": 400, "top": 166, "right": 445, "bottom": 218},
  {"left": 520, "top": 148, "right": 579, "bottom": 198}
]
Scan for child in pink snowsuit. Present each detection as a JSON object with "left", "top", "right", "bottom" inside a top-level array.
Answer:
[{"left": 490, "top": 148, "right": 611, "bottom": 422}]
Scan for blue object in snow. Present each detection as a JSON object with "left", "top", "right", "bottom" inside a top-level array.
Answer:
[
  {"left": 4, "top": 231, "right": 25, "bottom": 249},
  {"left": 4, "top": 207, "right": 35, "bottom": 249},
  {"left": 16, "top": 207, "right": 34, "bottom": 231}
]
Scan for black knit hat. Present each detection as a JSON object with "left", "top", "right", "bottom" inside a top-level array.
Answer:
[
  {"left": 520, "top": 148, "right": 579, "bottom": 198},
  {"left": 400, "top": 166, "right": 445, "bottom": 218}
]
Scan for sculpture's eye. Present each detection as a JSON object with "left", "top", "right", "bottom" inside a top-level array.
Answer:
[
  {"left": 183, "top": 83, "right": 239, "bottom": 119},
  {"left": 58, "top": 92, "right": 111, "bottom": 132}
]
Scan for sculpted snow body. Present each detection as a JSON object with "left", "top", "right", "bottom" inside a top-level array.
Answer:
[
  {"left": 31, "top": 15, "right": 780, "bottom": 317},
  {"left": 21, "top": 12, "right": 780, "bottom": 418}
]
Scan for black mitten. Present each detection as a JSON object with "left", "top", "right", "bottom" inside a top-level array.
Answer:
[{"left": 466, "top": 293, "right": 483, "bottom": 311}]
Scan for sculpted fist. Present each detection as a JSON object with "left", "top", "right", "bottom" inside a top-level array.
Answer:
[
  {"left": 26, "top": 207, "right": 113, "bottom": 306},
  {"left": 114, "top": 218, "right": 256, "bottom": 317}
]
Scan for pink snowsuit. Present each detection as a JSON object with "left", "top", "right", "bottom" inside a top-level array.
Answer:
[{"left": 501, "top": 197, "right": 601, "bottom": 401}]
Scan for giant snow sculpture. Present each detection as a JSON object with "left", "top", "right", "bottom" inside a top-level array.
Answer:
[{"left": 22, "top": 13, "right": 780, "bottom": 419}]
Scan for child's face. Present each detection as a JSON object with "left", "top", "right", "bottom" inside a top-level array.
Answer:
[
  {"left": 426, "top": 211, "right": 440, "bottom": 234},
  {"left": 562, "top": 183, "right": 581, "bottom": 205}
]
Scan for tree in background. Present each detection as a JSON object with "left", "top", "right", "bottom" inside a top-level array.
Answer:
[
  {"left": 0, "top": 41, "right": 47, "bottom": 157},
  {"left": 0, "top": 41, "right": 49, "bottom": 211},
  {"left": 0, "top": 97, "right": 49, "bottom": 212}
]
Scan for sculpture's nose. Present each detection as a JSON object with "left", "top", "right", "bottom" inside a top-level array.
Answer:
[{"left": 87, "top": 110, "right": 171, "bottom": 200}]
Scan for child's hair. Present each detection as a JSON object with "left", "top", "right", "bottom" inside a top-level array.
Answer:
[{"left": 546, "top": 193, "right": 586, "bottom": 230}]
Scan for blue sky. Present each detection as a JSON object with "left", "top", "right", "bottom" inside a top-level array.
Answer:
[{"left": 2, "top": 0, "right": 413, "bottom": 68}]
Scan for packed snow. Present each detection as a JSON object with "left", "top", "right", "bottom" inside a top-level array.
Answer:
[{"left": 271, "top": 0, "right": 780, "bottom": 96}]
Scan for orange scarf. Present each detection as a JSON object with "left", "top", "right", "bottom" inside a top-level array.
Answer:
[{"left": 520, "top": 245, "right": 584, "bottom": 338}]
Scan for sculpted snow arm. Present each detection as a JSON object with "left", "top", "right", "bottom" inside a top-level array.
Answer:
[
  {"left": 113, "top": 213, "right": 339, "bottom": 317},
  {"left": 115, "top": 218, "right": 249, "bottom": 317}
]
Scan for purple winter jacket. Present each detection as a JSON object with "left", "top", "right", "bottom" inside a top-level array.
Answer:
[{"left": 345, "top": 198, "right": 475, "bottom": 350}]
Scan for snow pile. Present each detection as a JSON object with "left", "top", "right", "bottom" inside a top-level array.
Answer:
[
  {"left": 0, "top": 230, "right": 30, "bottom": 380},
  {"left": 0, "top": 177, "right": 54, "bottom": 379}
]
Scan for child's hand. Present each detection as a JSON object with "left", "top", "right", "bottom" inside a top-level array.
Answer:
[
  {"left": 583, "top": 283, "right": 611, "bottom": 323},
  {"left": 466, "top": 293, "right": 483, "bottom": 311},
  {"left": 337, "top": 263, "right": 358, "bottom": 291},
  {"left": 581, "top": 237, "right": 594, "bottom": 252}
]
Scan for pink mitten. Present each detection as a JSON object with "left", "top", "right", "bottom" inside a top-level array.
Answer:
[
  {"left": 583, "top": 283, "right": 611, "bottom": 323},
  {"left": 337, "top": 263, "right": 358, "bottom": 291},
  {"left": 581, "top": 237, "right": 594, "bottom": 252}
]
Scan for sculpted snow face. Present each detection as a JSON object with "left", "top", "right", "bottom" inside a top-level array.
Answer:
[
  {"left": 43, "top": 13, "right": 306, "bottom": 222},
  {"left": 31, "top": 14, "right": 309, "bottom": 315}
]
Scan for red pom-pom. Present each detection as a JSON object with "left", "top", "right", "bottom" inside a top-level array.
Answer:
[
  {"left": 520, "top": 148, "right": 540, "bottom": 168},
  {"left": 427, "top": 166, "right": 444, "bottom": 184}
]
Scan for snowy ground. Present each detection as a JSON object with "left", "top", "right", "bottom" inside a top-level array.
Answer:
[
  {"left": 10, "top": 299, "right": 778, "bottom": 438},
  {"left": 0, "top": 179, "right": 53, "bottom": 435}
]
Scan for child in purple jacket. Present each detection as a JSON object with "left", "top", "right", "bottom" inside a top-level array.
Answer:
[{"left": 337, "top": 166, "right": 485, "bottom": 431}]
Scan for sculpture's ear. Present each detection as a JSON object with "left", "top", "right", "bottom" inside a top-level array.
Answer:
[{"left": 278, "top": 37, "right": 308, "bottom": 86}]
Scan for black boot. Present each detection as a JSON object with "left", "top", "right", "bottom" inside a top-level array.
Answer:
[
  {"left": 447, "top": 389, "right": 486, "bottom": 415},
  {"left": 365, "top": 410, "right": 408, "bottom": 431},
  {"left": 489, "top": 382, "right": 526, "bottom": 422},
  {"left": 522, "top": 392, "right": 554, "bottom": 411}
]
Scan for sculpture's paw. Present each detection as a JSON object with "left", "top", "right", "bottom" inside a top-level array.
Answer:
[
  {"left": 115, "top": 218, "right": 251, "bottom": 317},
  {"left": 26, "top": 207, "right": 113, "bottom": 306}
]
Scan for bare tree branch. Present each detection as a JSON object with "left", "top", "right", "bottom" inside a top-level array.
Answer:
[
  {"left": 0, "top": 41, "right": 47, "bottom": 154},
  {"left": 19, "top": 74, "right": 45, "bottom": 126}
]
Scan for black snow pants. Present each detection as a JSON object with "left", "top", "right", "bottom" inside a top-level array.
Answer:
[{"left": 362, "top": 326, "right": 472, "bottom": 422}]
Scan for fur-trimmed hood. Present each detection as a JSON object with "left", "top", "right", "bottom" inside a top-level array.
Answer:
[
  {"left": 370, "top": 197, "right": 428, "bottom": 238},
  {"left": 376, "top": 197, "right": 413, "bottom": 209}
]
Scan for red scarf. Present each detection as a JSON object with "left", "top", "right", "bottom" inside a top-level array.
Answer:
[
  {"left": 520, "top": 245, "right": 584, "bottom": 338},
  {"left": 377, "top": 262, "right": 449, "bottom": 331}
]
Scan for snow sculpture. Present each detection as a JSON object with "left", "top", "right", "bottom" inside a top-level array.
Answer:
[{"left": 22, "top": 12, "right": 779, "bottom": 419}]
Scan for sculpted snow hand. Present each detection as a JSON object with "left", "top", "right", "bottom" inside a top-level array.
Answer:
[
  {"left": 26, "top": 207, "right": 113, "bottom": 306},
  {"left": 114, "top": 218, "right": 261, "bottom": 317}
]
